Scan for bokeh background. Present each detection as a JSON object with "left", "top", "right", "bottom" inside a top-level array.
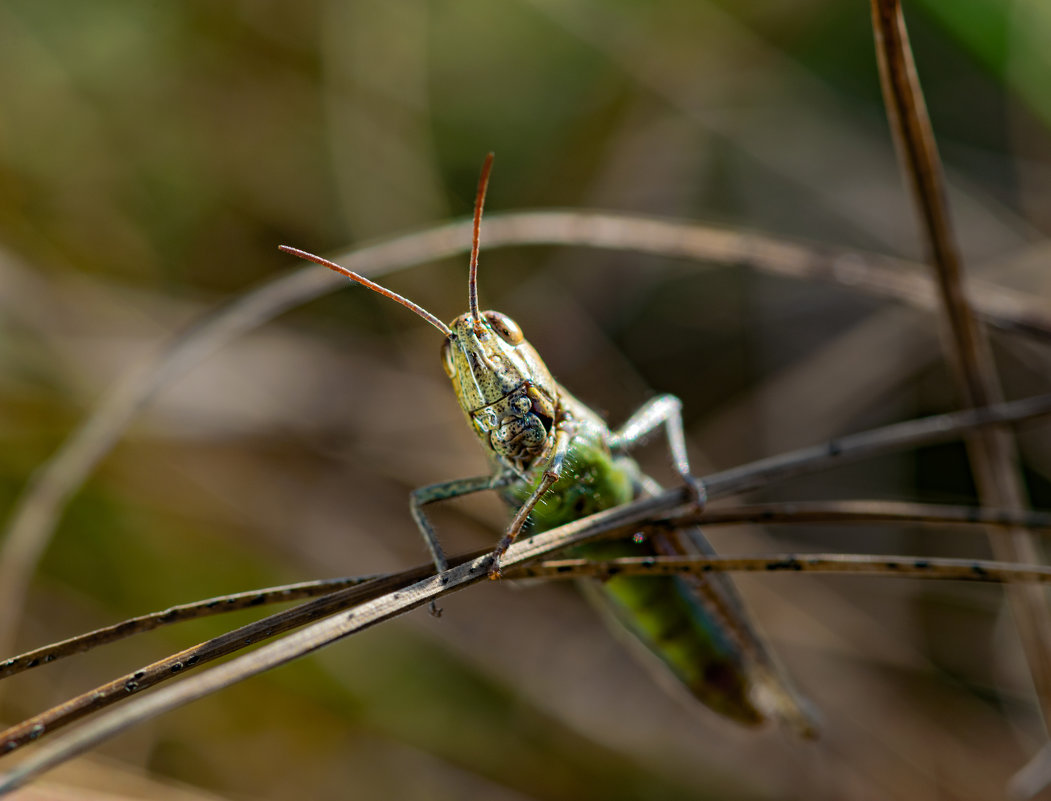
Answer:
[{"left": 2, "top": 1, "right": 1051, "bottom": 799}]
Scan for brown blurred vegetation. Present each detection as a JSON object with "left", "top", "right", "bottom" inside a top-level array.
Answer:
[{"left": 2, "top": 0, "right": 1051, "bottom": 799}]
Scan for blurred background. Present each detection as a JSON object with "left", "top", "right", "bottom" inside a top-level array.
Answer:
[{"left": 2, "top": 1, "right": 1051, "bottom": 799}]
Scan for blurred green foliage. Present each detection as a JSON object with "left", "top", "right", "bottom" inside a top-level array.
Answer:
[{"left": 1, "top": 1, "right": 1050, "bottom": 799}]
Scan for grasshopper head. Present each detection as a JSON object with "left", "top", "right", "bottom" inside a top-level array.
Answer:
[
  {"left": 441, "top": 310, "right": 558, "bottom": 474},
  {"left": 438, "top": 153, "right": 559, "bottom": 473},
  {"left": 279, "top": 154, "right": 558, "bottom": 474}
]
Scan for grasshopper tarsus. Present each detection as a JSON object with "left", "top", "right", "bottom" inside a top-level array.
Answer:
[
  {"left": 487, "top": 539, "right": 512, "bottom": 579},
  {"left": 684, "top": 475, "right": 708, "bottom": 512}
]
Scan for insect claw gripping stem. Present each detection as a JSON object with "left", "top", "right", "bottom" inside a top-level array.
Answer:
[
  {"left": 486, "top": 554, "right": 505, "bottom": 580},
  {"left": 684, "top": 474, "right": 708, "bottom": 512}
]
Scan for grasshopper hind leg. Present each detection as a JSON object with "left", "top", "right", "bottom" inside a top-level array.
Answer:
[
  {"left": 610, "top": 394, "right": 706, "bottom": 509},
  {"left": 626, "top": 418, "right": 820, "bottom": 736}
]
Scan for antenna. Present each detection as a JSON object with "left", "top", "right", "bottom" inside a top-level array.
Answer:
[
  {"left": 278, "top": 245, "right": 453, "bottom": 337},
  {"left": 468, "top": 153, "right": 494, "bottom": 323}
]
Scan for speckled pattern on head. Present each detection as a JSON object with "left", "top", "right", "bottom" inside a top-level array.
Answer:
[{"left": 441, "top": 310, "right": 560, "bottom": 474}]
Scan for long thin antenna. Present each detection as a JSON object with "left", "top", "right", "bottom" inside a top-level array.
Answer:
[
  {"left": 279, "top": 246, "right": 452, "bottom": 337},
  {"left": 468, "top": 152, "right": 494, "bottom": 323}
]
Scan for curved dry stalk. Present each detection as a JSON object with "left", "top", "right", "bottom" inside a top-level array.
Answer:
[
  {"left": 0, "top": 264, "right": 342, "bottom": 661},
  {"left": 477, "top": 213, "right": 1051, "bottom": 338},
  {"left": 672, "top": 500, "right": 1051, "bottom": 533},
  {"left": 3, "top": 543, "right": 1050, "bottom": 765},
  {"left": 519, "top": 553, "right": 1051, "bottom": 584},
  {"left": 870, "top": 1, "right": 1051, "bottom": 780},
  {"left": 3, "top": 212, "right": 1049, "bottom": 663},
  {"left": 0, "top": 577, "right": 379, "bottom": 681},
  {"left": 1, "top": 393, "right": 1051, "bottom": 780},
  {"left": 0, "top": 504, "right": 640, "bottom": 793},
  {"left": 0, "top": 562, "right": 444, "bottom": 757},
  {"left": 697, "top": 393, "right": 1051, "bottom": 498},
  {"left": 6, "top": 499, "right": 1049, "bottom": 682},
  {"left": 5, "top": 534, "right": 1051, "bottom": 795}
]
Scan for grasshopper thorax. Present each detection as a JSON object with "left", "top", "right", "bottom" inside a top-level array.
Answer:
[{"left": 441, "top": 311, "right": 560, "bottom": 475}]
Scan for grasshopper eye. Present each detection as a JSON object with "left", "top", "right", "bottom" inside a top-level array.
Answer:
[
  {"left": 483, "top": 311, "right": 524, "bottom": 345},
  {"left": 441, "top": 339, "right": 456, "bottom": 378}
]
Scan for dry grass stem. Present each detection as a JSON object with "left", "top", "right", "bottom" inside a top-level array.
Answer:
[
  {"left": 870, "top": 0, "right": 1051, "bottom": 773},
  {"left": 3, "top": 213, "right": 1048, "bottom": 661},
  {"left": 2, "top": 392, "right": 1050, "bottom": 781},
  {"left": 520, "top": 553, "right": 1051, "bottom": 584}
]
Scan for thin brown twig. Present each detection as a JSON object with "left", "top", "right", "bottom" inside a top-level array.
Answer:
[
  {"left": 0, "top": 577, "right": 377, "bottom": 681},
  {"left": 670, "top": 500, "right": 1051, "bottom": 533},
  {"left": 3, "top": 212, "right": 1049, "bottom": 665},
  {"left": 1, "top": 393, "right": 1051, "bottom": 770},
  {"left": 519, "top": 553, "right": 1051, "bottom": 584},
  {"left": 6, "top": 499, "right": 1050, "bottom": 683},
  {"left": 0, "top": 493, "right": 682, "bottom": 790},
  {"left": 7, "top": 514, "right": 1051, "bottom": 797},
  {"left": 3, "top": 499, "right": 1048, "bottom": 688},
  {"left": 0, "top": 564, "right": 440, "bottom": 757},
  {"left": 4, "top": 544, "right": 1051, "bottom": 763},
  {"left": 870, "top": 0, "right": 1051, "bottom": 763},
  {"left": 698, "top": 394, "right": 1051, "bottom": 498}
]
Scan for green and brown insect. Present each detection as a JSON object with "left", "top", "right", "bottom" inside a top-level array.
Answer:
[{"left": 280, "top": 154, "right": 818, "bottom": 736}]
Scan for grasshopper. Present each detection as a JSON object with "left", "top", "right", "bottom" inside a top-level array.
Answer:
[{"left": 280, "top": 154, "right": 817, "bottom": 736}]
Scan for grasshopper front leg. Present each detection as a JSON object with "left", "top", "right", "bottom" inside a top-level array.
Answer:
[
  {"left": 488, "top": 420, "right": 577, "bottom": 579},
  {"left": 610, "top": 394, "right": 707, "bottom": 508},
  {"left": 410, "top": 472, "right": 516, "bottom": 574}
]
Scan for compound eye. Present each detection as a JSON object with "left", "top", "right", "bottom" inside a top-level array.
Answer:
[
  {"left": 440, "top": 339, "right": 456, "bottom": 378},
  {"left": 483, "top": 311, "right": 524, "bottom": 345}
]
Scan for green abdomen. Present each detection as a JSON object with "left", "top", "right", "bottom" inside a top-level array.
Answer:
[{"left": 502, "top": 432, "right": 764, "bottom": 726}]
